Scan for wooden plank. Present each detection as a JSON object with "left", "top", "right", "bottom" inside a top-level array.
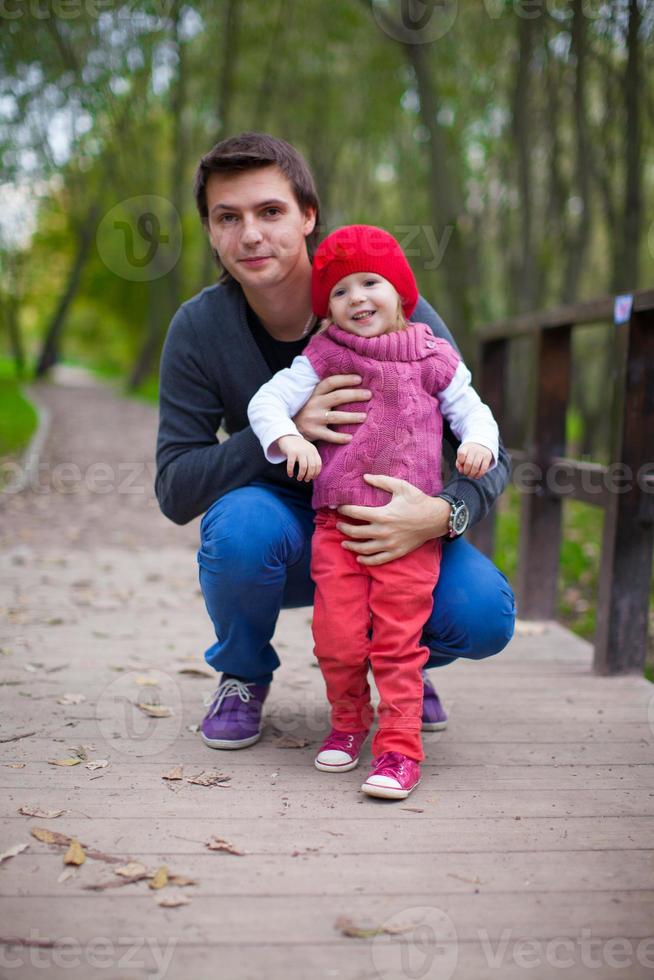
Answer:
[
  {"left": 2, "top": 849, "right": 653, "bottom": 897},
  {"left": 595, "top": 306, "right": 654, "bottom": 673},
  {"left": 1, "top": 891, "right": 653, "bottom": 944},
  {"left": 517, "top": 325, "right": 571, "bottom": 618},
  {"left": 477, "top": 286, "right": 654, "bottom": 340},
  {"left": 2, "top": 815, "right": 653, "bottom": 854}
]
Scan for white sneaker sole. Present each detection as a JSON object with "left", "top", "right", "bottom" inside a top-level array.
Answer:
[
  {"left": 201, "top": 730, "right": 262, "bottom": 750},
  {"left": 314, "top": 757, "right": 359, "bottom": 773},
  {"left": 421, "top": 719, "right": 447, "bottom": 732},
  {"left": 361, "top": 778, "right": 421, "bottom": 800}
]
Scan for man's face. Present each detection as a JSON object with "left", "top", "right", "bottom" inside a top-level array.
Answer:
[{"left": 205, "top": 166, "right": 316, "bottom": 291}]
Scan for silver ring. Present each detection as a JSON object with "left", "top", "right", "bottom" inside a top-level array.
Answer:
[{"left": 324, "top": 409, "right": 330, "bottom": 421}]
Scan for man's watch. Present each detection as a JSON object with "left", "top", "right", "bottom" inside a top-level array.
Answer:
[{"left": 439, "top": 494, "right": 470, "bottom": 539}]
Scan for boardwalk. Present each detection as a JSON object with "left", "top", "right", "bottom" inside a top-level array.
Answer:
[{"left": 1, "top": 375, "right": 653, "bottom": 980}]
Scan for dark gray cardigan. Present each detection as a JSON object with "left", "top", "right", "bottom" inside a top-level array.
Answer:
[{"left": 155, "top": 281, "right": 511, "bottom": 526}]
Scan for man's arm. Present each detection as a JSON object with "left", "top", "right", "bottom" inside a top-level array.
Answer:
[
  {"left": 155, "top": 306, "right": 267, "bottom": 525},
  {"left": 413, "top": 296, "right": 512, "bottom": 528}
]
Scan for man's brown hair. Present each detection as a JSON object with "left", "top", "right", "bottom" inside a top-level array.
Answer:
[{"left": 194, "top": 132, "right": 321, "bottom": 281}]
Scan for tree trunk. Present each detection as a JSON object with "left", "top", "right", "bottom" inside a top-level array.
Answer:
[
  {"left": 561, "top": 0, "right": 592, "bottom": 303},
  {"left": 34, "top": 197, "right": 101, "bottom": 378},
  {"left": 617, "top": 0, "right": 642, "bottom": 290}
]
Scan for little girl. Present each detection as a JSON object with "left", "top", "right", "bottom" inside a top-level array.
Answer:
[{"left": 248, "top": 225, "right": 498, "bottom": 800}]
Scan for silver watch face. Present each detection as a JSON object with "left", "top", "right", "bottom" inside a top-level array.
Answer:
[{"left": 450, "top": 501, "right": 469, "bottom": 537}]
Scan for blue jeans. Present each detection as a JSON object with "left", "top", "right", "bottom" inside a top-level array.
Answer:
[{"left": 197, "top": 482, "right": 516, "bottom": 685}]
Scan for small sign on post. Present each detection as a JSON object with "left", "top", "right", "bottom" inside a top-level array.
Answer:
[{"left": 613, "top": 294, "right": 634, "bottom": 325}]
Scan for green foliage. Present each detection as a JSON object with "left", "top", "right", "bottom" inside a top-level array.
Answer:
[{"left": 0, "top": 358, "right": 37, "bottom": 458}]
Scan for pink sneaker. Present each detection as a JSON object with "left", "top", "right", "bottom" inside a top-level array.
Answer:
[
  {"left": 361, "top": 751, "right": 421, "bottom": 799},
  {"left": 314, "top": 729, "right": 368, "bottom": 772}
]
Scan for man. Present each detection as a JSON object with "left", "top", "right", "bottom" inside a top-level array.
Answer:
[{"left": 155, "top": 132, "right": 516, "bottom": 751}]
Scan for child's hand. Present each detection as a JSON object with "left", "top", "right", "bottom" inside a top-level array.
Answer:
[
  {"left": 456, "top": 442, "right": 492, "bottom": 479},
  {"left": 277, "top": 435, "right": 322, "bottom": 482}
]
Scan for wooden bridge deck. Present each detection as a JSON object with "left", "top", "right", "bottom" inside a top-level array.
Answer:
[{"left": 1, "top": 377, "right": 653, "bottom": 979}]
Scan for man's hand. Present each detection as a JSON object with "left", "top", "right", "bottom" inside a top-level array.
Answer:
[
  {"left": 293, "top": 374, "right": 371, "bottom": 443},
  {"left": 277, "top": 435, "right": 322, "bottom": 482},
  {"left": 336, "top": 474, "right": 451, "bottom": 565},
  {"left": 456, "top": 442, "right": 493, "bottom": 479}
]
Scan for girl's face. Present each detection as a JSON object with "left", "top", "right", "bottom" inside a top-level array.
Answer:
[{"left": 328, "top": 272, "right": 403, "bottom": 338}]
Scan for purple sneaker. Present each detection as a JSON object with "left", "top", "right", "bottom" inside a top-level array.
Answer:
[
  {"left": 422, "top": 670, "right": 448, "bottom": 732},
  {"left": 361, "top": 751, "right": 421, "bottom": 799},
  {"left": 200, "top": 676, "right": 269, "bottom": 749},
  {"left": 314, "top": 729, "right": 369, "bottom": 773}
]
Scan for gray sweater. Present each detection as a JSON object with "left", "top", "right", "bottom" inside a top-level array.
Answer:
[{"left": 155, "top": 281, "right": 511, "bottom": 526}]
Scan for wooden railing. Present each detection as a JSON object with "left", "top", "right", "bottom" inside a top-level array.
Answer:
[{"left": 472, "top": 288, "right": 654, "bottom": 675}]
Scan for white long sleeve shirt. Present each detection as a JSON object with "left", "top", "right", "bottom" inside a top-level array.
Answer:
[{"left": 248, "top": 355, "right": 499, "bottom": 467}]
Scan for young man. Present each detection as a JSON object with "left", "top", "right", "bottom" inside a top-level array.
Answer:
[{"left": 155, "top": 132, "right": 516, "bottom": 751}]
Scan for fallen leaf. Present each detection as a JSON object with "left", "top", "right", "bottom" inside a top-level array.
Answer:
[
  {"left": 18, "top": 806, "right": 64, "bottom": 819},
  {"left": 206, "top": 836, "right": 244, "bottom": 855},
  {"left": 271, "top": 732, "right": 309, "bottom": 748},
  {"left": 155, "top": 893, "right": 190, "bottom": 907},
  {"left": 0, "top": 731, "right": 36, "bottom": 744},
  {"left": 64, "top": 838, "right": 86, "bottom": 866},
  {"left": 69, "top": 745, "right": 93, "bottom": 760},
  {"left": 134, "top": 675, "right": 159, "bottom": 686},
  {"left": 6, "top": 762, "right": 26, "bottom": 768},
  {"left": 85, "top": 760, "right": 109, "bottom": 771},
  {"left": 177, "top": 667, "right": 213, "bottom": 678},
  {"left": 57, "top": 867, "right": 78, "bottom": 883},
  {"left": 168, "top": 874, "right": 197, "bottom": 887},
  {"left": 446, "top": 872, "right": 484, "bottom": 885},
  {"left": 149, "top": 866, "right": 169, "bottom": 889},
  {"left": 115, "top": 862, "right": 148, "bottom": 878},
  {"left": 47, "top": 758, "right": 81, "bottom": 767},
  {"left": 335, "top": 916, "right": 416, "bottom": 939},
  {"left": 0, "top": 842, "right": 29, "bottom": 864},
  {"left": 31, "top": 827, "right": 70, "bottom": 846},
  {"left": 400, "top": 807, "right": 424, "bottom": 814},
  {"left": 136, "top": 703, "right": 172, "bottom": 718},
  {"left": 186, "top": 771, "right": 230, "bottom": 787},
  {"left": 162, "top": 766, "right": 183, "bottom": 781},
  {"left": 56, "top": 693, "right": 86, "bottom": 705}
]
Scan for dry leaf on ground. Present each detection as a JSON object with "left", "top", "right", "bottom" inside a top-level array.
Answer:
[
  {"left": 155, "top": 893, "right": 190, "bottom": 907},
  {"left": 18, "top": 806, "right": 64, "bottom": 818},
  {"left": 85, "top": 760, "right": 109, "bottom": 771},
  {"left": 271, "top": 732, "right": 309, "bottom": 748},
  {"left": 115, "top": 862, "right": 148, "bottom": 878},
  {"left": 0, "top": 842, "right": 29, "bottom": 864},
  {"left": 57, "top": 867, "right": 78, "bottom": 884},
  {"left": 47, "top": 758, "right": 81, "bottom": 767},
  {"left": 64, "top": 838, "right": 86, "bottom": 866},
  {"left": 148, "top": 866, "right": 169, "bottom": 889},
  {"left": 6, "top": 762, "right": 26, "bottom": 768},
  {"left": 69, "top": 745, "right": 93, "bottom": 760},
  {"left": 31, "top": 827, "right": 70, "bottom": 846},
  {"left": 177, "top": 667, "right": 213, "bottom": 678},
  {"left": 335, "top": 915, "right": 416, "bottom": 939},
  {"left": 134, "top": 675, "right": 159, "bottom": 686},
  {"left": 162, "top": 765, "right": 183, "bottom": 781},
  {"left": 206, "top": 836, "right": 245, "bottom": 855},
  {"left": 56, "top": 694, "right": 86, "bottom": 705},
  {"left": 186, "top": 771, "right": 230, "bottom": 787},
  {"left": 136, "top": 703, "right": 172, "bottom": 718},
  {"left": 168, "top": 874, "right": 197, "bottom": 887}
]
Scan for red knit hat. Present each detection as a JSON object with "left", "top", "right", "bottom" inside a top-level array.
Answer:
[{"left": 311, "top": 225, "right": 419, "bottom": 320}]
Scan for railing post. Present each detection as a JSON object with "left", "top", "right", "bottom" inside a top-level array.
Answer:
[
  {"left": 516, "top": 325, "right": 571, "bottom": 619},
  {"left": 594, "top": 307, "right": 654, "bottom": 673},
  {"left": 469, "top": 338, "right": 509, "bottom": 558}
]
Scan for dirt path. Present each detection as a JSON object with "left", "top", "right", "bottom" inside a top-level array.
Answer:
[{"left": 0, "top": 371, "right": 197, "bottom": 552}]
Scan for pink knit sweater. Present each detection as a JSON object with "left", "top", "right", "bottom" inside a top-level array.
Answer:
[{"left": 303, "top": 322, "right": 460, "bottom": 509}]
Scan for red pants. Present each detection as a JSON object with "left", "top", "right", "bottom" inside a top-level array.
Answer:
[{"left": 310, "top": 509, "right": 441, "bottom": 761}]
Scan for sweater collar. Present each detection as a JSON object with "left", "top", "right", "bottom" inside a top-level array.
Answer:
[{"left": 325, "top": 321, "right": 432, "bottom": 361}]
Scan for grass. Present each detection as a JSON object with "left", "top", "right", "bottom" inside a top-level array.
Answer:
[{"left": 0, "top": 359, "right": 38, "bottom": 459}]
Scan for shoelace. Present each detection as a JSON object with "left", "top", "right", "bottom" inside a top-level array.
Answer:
[
  {"left": 204, "top": 678, "right": 254, "bottom": 719},
  {"left": 371, "top": 751, "right": 407, "bottom": 778},
  {"left": 325, "top": 731, "right": 356, "bottom": 750}
]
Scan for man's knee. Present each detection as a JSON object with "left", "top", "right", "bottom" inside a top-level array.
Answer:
[
  {"left": 199, "top": 487, "right": 306, "bottom": 580},
  {"left": 428, "top": 567, "right": 516, "bottom": 661}
]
